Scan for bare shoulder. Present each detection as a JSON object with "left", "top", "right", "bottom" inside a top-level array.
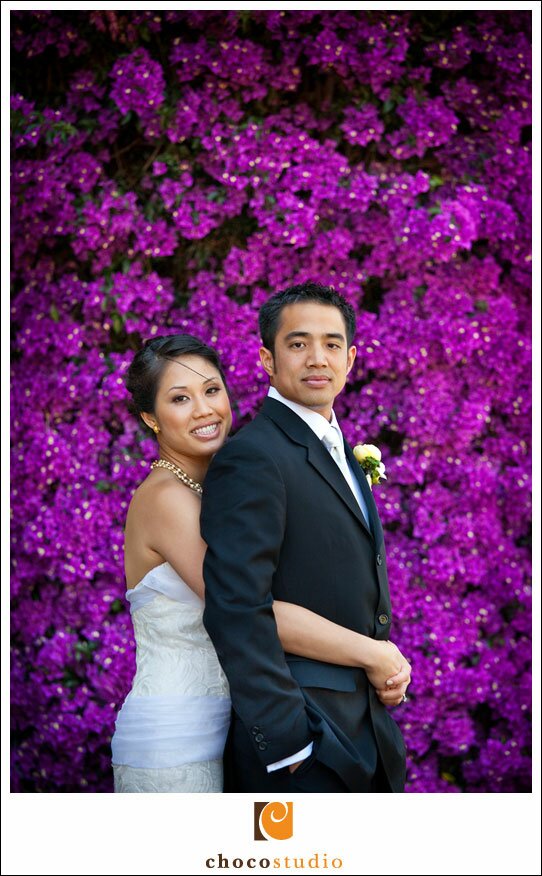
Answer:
[
  {"left": 127, "top": 471, "right": 200, "bottom": 527},
  {"left": 124, "top": 471, "right": 203, "bottom": 589}
]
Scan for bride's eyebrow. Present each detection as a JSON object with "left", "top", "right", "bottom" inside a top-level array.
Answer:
[
  {"left": 163, "top": 357, "right": 213, "bottom": 380},
  {"left": 167, "top": 377, "right": 216, "bottom": 393}
]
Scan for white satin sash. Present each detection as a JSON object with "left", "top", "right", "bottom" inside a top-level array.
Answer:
[{"left": 111, "top": 692, "right": 231, "bottom": 768}]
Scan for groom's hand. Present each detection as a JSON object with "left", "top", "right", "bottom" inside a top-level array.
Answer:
[{"left": 376, "top": 677, "right": 410, "bottom": 707}]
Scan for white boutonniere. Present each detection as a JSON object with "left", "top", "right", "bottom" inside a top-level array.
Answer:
[{"left": 353, "top": 444, "right": 387, "bottom": 489}]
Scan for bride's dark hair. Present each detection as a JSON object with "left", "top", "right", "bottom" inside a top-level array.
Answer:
[{"left": 125, "top": 334, "right": 228, "bottom": 415}]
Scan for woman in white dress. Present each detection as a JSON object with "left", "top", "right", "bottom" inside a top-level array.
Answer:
[{"left": 111, "top": 334, "right": 409, "bottom": 792}]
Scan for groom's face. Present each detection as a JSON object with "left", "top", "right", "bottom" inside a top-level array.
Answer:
[{"left": 259, "top": 302, "right": 356, "bottom": 420}]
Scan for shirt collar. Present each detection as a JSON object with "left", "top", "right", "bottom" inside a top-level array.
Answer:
[{"left": 267, "top": 386, "right": 343, "bottom": 446}]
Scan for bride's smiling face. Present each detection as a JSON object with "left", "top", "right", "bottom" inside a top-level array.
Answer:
[{"left": 143, "top": 355, "right": 232, "bottom": 458}]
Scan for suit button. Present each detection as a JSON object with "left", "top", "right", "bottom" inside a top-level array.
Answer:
[
  {"left": 258, "top": 742, "right": 268, "bottom": 751},
  {"left": 251, "top": 726, "right": 260, "bottom": 735},
  {"left": 378, "top": 613, "right": 389, "bottom": 625},
  {"left": 376, "top": 554, "right": 383, "bottom": 565},
  {"left": 254, "top": 733, "right": 265, "bottom": 743}
]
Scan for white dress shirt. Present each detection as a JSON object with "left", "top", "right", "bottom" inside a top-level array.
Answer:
[
  {"left": 267, "top": 387, "right": 370, "bottom": 525},
  {"left": 265, "top": 387, "right": 370, "bottom": 772}
]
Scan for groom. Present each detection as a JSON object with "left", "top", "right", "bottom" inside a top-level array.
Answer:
[{"left": 201, "top": 282, "right": 409, "bottom": 792}]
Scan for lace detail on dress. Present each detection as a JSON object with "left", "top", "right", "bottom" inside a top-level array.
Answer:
[
  {"left": 113, "top": 758, "right": 223, "bottom": 794},
  {"left": 129, "top": 593, "right": 229, "bottom": 698}
]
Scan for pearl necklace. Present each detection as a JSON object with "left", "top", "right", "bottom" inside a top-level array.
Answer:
[{"left": 150, "top": 459, "right": 203, "bottom": 496}]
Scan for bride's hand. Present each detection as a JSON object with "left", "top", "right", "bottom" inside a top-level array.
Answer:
[{"left": 364, "top": 640, "right": 411, "bottom": 692}]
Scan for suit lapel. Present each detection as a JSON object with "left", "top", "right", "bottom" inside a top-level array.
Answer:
[
  {"left": 344, "top": 442, "right": 383, "bottom": 545},
  {"left": 262, "top": 398, "right": 373, "bottom": 537},
  {"left": 306, "top": 443, "right": 372, "bottom": 536}
]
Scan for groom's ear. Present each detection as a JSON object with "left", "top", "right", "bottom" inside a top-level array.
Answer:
[
  {"left": 346, "top": 345, "right": 357, "bottom": 375},
  {"left": 259, "top": 345, "right": 275, "bottom": 376}
]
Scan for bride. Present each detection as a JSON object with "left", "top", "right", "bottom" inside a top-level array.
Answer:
[{"left": 111, "top": 334, "right": 407, "bottom": 792}]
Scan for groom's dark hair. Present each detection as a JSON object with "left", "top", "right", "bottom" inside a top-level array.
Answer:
[
  {"left": 259, "top": 282, "right": 357, "bottom": 354},
  {"left": 125, "top": 334, "right": 228, "bottom": 415}
]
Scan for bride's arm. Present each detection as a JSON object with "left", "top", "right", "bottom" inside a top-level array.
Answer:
[
  {"left": 273, "top": 600, "right": 411, "bottom": 700},
  {"left": 142, "top": 484, "right": 410, "bottom": 703}
]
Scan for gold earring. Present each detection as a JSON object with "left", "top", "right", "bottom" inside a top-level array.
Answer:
[{"left": 152, "top": 424, "right": 160, "bottom": 434}]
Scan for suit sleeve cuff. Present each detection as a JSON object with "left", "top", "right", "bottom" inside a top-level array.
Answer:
[{"left": 266, "top": 741, "right": 314, "bottom": 773}]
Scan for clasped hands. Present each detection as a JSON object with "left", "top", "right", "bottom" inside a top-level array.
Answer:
[{"left": 366, "top": 640, "right": 411, "bottom": 707}]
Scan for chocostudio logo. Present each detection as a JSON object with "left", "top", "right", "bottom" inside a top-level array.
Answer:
[
  {"left": 204, "top": 801, "right": 344, "bottom": 869},
  {"left": 254, "top": 801, "right": 293, "bottom": 841}
]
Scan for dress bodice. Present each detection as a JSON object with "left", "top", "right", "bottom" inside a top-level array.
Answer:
[
  {"left": 126, "top": 562, "right": 229, "bottom": 698},
  {"left": 111, "top": 562, "right": 230, "bottom": 775}
]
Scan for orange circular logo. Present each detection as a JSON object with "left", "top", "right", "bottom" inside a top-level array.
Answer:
[{"left": 255, "top": 801, "right": 294, "bottom": 841}]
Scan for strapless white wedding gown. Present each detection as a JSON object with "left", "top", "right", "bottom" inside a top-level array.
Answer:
[{"left": 111, "top": 562, "right": 231, "bottom": 792}]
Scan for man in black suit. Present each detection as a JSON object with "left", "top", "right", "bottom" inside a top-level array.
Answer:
[{"left": 202, "top": 283, "right": 410, "bottom": 792}]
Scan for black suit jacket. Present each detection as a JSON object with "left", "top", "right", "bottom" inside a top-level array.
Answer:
[{"left": 201, "top": 397, "right": 406, "bottom": 792}]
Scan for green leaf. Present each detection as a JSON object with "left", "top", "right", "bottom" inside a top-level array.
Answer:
[
  {"left": 441, "top": 772, "right": 457, "bottom": 784},
  {"left": 110, "top": 599, "right": 124, "bottom": 615},
  {"left": 474, "top": 299, "right": 489, "bottom": 312},
  {"left": 238, "top": 10, "right": 252, "bottom": 33},
  {"left": 428, "top": 205, "right": 442, "bottom": 216},
  {"left": 10, "top": 108, "right": 26, "bottom": 131},
  {"left": 382, "top": 100, "right": 395, "bottom": 114},
  {"left": 74, "top": 640, "right": 98, "bottom": 660},
  {"left": 50, "top": 304, "right": 60, "bottom": 322},
  {"left": 47, "top": 121, "right": 77, "bottom": 143},
  {"left": 430, "top": 175, "right": 444, "bottom": 188},
  {"left": 111, "top": 312, "right": 124, "bottom": 334},
  {"left": 95, "top": 480, "right": 112, "bottom": 493}
]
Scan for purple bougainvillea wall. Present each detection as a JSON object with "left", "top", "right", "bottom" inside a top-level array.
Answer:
[{"left": 10, "top": 11, "right": 531, "bottom": 792}]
